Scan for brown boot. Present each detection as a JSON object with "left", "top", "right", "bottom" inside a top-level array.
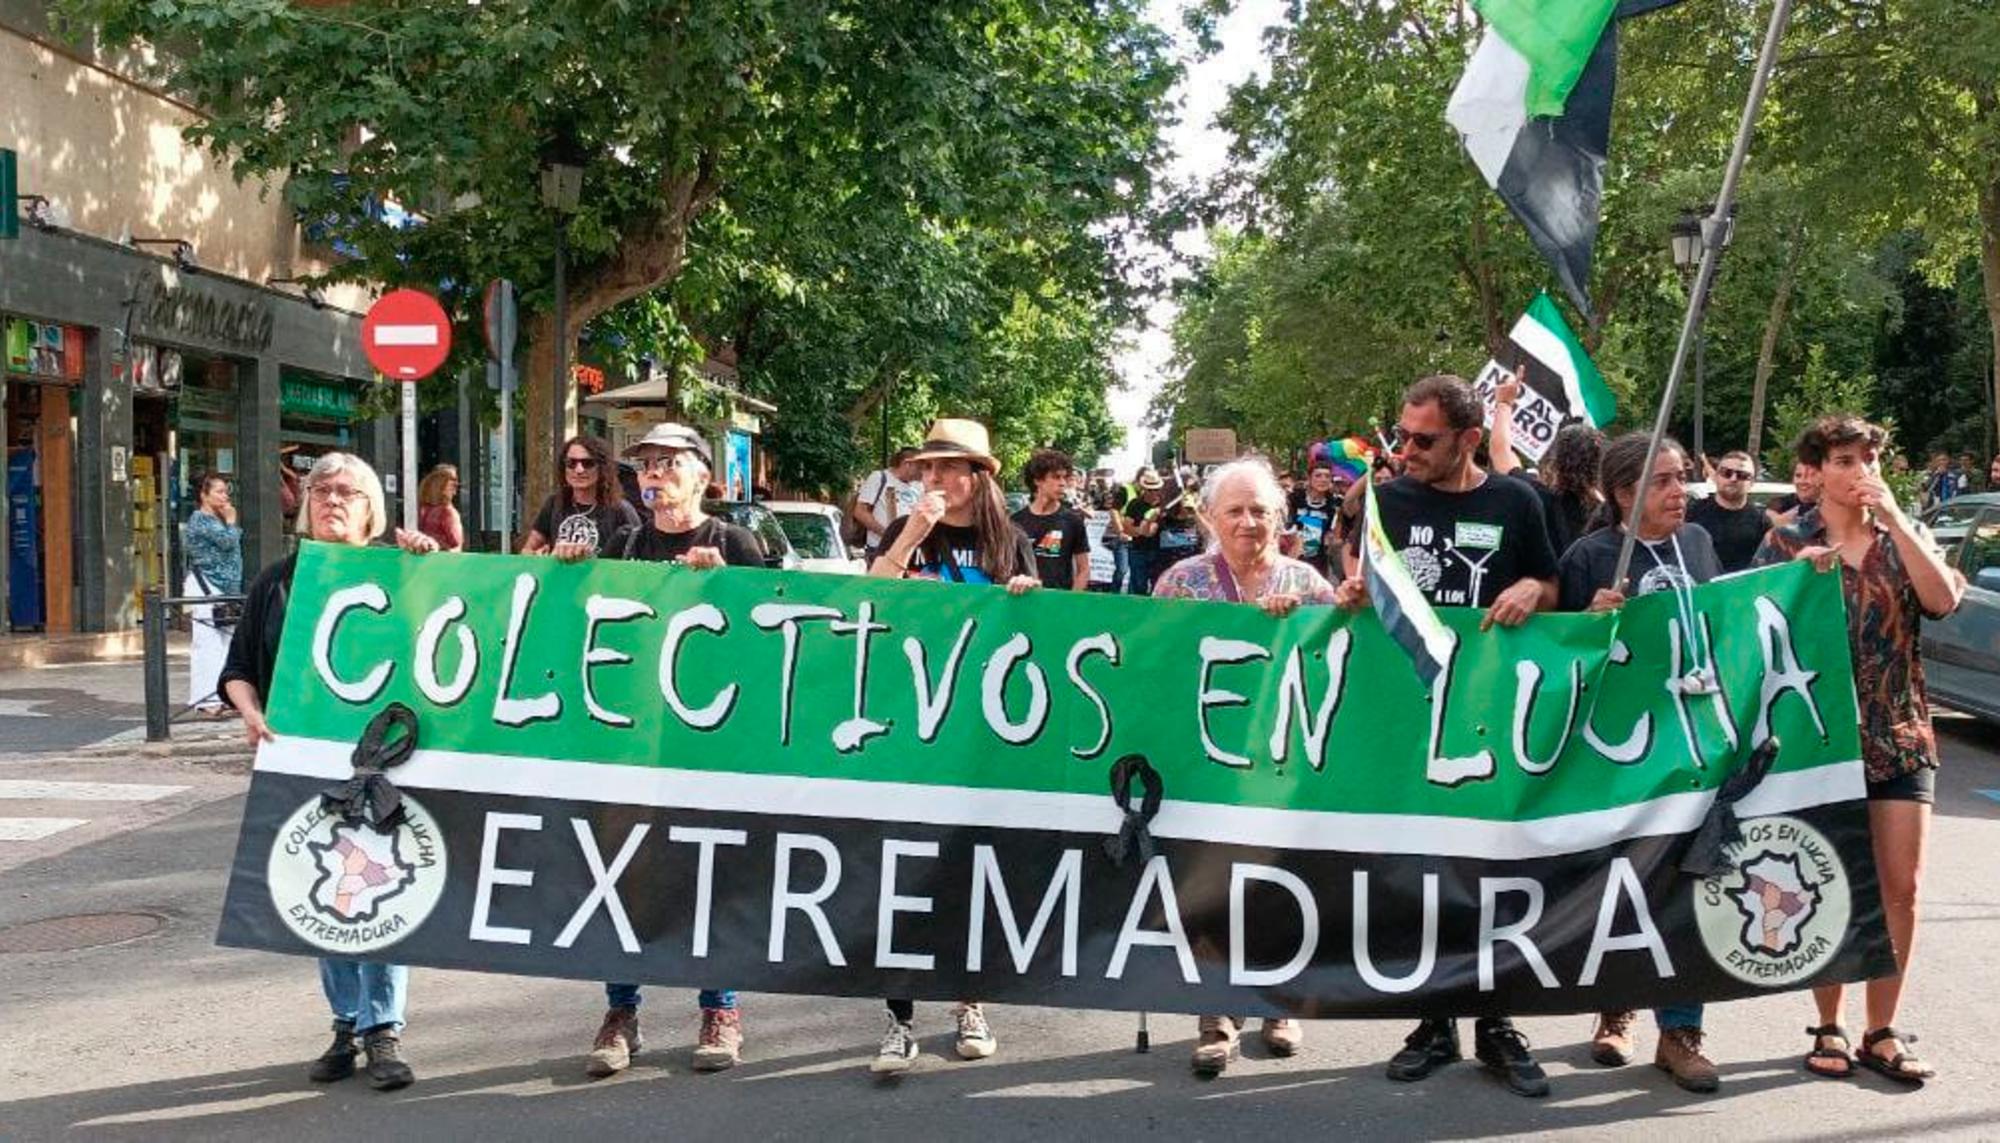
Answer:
[
  {"left": 1655, "top": 1026, "right": 1719, "bottom": 1093},
  {"left": 585, "top": 1007, "right": 643, "bottom": 1078},
  {"left": 692, "top": 1006, "right": 743, "bottom": 1071},
  {"left": 1190, "top": 1015, "right": 1241, "bottom": 1076},
  {"left": 1260, "top": 1018, "right": 1303, "bottom": 1058},
  {"left": 1591, "top": 1010, "right": 1637, "bottom": 1067}
]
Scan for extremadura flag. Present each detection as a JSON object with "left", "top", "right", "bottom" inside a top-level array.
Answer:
[{"left": 220, "top": 544, "right": 1891, "bottom": 1018}]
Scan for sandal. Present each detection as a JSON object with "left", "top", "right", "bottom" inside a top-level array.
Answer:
[
  {"left": 1803, "top": 1023, "right": 1853, "bottom": 1079},
  {"left": 1858, "top": 1026, "right": 1934, "bottom": 1084}
]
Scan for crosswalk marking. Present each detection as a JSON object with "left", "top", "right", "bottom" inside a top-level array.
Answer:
[
  {"left": 0, "top": 817, "right": 89, "bottom": 841},
  {"left": 0, "top": 780, "right": 190, "bottom": 802}
]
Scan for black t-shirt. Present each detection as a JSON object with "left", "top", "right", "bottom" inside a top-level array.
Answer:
[
  {"left": 1686, "top": 497, "right": 1767, "bottom": 573},
  {"left": 1502, "top": 472, "right": 1589, "bottom": 558},
  {"left": 1010, "top": 505, "right": 1090, "bottom": 589},
  {"left": 609, "top": 517, "right": 766, "bottom": 567},
  {"left": 534, "top": 495, "right": 642, "bottom": 556},
  {"left": 1557, "top": 523, "right": 1722, "bottom": 612},
  {"left": 1123, "top": 496, "right": 1162, "bottom": 553},
  {"left": 1154, "top": 503, "right": 1203, "bottom": 561},
  {"left": 1349, "top": 474, "right": 1559, "bottom": 608},
  {"left": 1287, "top": 490, "right": 1338, "bottom": 571},
  {"left": 879, "top": 516, "right": 1037, "bottom": 586}
]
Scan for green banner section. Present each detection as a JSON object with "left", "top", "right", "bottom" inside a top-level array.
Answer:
[{"left": 272, "top": 544, "right": 1861, "bottom": 823}]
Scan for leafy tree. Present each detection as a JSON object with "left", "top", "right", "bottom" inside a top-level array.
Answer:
[{"left": 72, "top": 0, "right": 1173, "bottom": 501}]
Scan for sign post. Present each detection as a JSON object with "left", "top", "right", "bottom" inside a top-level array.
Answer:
[
  {"left": 361, "top": 289, "right": 453, "bottom": 532},
  {"left": 483, "top": 280, "right": 519, "bottom": 552}
]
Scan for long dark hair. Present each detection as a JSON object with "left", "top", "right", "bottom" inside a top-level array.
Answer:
[
  {"left": 558, "top": 435, "right": 623, "bottom": 511},
  {"left": 1545, "top": 424, "right": 1605, "bottom": 497},
  {"left": 1600, "top": 432, "right": 1684, "bottom": 528},
  {"left": 912, "top": 467, "right": 1022, "bottom": 581}
]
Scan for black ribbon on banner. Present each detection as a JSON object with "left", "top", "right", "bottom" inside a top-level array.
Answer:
[
  {"left": 320, "top": 703, "right": 419, "bottom": 832},
  {"left": 1103, "top": 753, "right": 1164, "bottom": 867},
  {"left": 1681, "top": 735, "right": 1781, "bottom": 877}
]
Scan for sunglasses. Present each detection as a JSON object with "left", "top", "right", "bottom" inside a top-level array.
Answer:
[
  {"left": 634, "top": 453, "right": 702, "bottom": 475},
  {"left": 564, "top": 456, "right": 599, "bottom": 471},
  {"left": 1391, "top": 427, "right": 1447, "bottom": 453},
  {"left": 1716, "top": 467, "right": 1753, "bottom": 480}
]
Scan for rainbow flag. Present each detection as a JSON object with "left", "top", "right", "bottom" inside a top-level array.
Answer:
[{"left": 1307, "top": 436, "right": 1375, "bottom": 484}]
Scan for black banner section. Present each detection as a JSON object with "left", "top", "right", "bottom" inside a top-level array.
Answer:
[{"left": 221, "top": 773, "right": 1893, "bottom": 1018}]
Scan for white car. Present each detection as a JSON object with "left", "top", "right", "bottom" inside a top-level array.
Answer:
[{"left": 766, "top": 500, "right": 867, "bottom": 575}]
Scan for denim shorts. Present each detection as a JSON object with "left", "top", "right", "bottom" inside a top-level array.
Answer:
[{"left": 1866, "top": 768, "right": 1936, "bottom": 804}]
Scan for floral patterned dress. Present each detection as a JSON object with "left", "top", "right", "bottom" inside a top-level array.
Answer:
[{"left": 1151, "top": 552, "right": 1337, "bottom": 605}]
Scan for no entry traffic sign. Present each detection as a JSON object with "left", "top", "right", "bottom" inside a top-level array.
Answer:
[{"left": 362, "top": 289, "right": 452, "bottom": 381}]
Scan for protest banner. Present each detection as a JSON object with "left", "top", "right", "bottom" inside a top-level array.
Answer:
[
  {"left": 1083, "top": 509, "right": 1116, "bottom": 586},
  {"left": 221, "top": 545, "right": 1890, "bottom": 1019}
]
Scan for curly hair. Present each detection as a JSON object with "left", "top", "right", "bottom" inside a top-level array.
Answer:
[
  {"left": 1794, "top": 414, "right": 1886, "bottom": 467},
  {"left": 1544, "top": 424, "right": 1606, "bottom": 497},
  {"left": 557, "top": 434, "right": 624, "bottom": 510}
]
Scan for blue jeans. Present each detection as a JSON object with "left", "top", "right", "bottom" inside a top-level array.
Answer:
[
  {"left": 1126, "top": 549, "right": 1153, "bottom": 596},
  {"left": 320, "top": 958, "right": 407, "bottom": 1033},
  {"left": 1655, "top": 1003, "right": 1703, "bottom": 1030},
  {"left": 605, "top": 984, "right": 736, "bottom": 1011}
]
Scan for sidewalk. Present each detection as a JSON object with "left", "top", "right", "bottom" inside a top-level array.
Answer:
[{"left": 0, "top": 643, "right": 196, "bottom": 756}]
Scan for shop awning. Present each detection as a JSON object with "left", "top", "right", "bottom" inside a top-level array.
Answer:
[{"left": 582, "top": 371, "right": 776, "bottom": 414}]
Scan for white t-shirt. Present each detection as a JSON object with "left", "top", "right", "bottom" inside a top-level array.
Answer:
[{"left": 858, "top": 469, "right": 921, "bottom": 547}]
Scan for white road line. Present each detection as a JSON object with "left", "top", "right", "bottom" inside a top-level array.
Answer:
[
  {"left": 0, "top": 780, "right": 190, "bottom": 802},
  {"left": 0, "top": 817, "right": 89, "bottom": 841}
]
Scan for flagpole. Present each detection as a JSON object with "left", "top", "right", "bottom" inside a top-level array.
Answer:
[{"left": 1612, "top": 0, "right": 1794, "bottom": 590}]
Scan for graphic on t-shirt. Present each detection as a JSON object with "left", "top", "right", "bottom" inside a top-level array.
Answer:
[
  {"left": 1159, "top": 525, "right": 1200, "bottom": 552},
  {"left": 1396, "top": 523, "right": 1495, "bottom": 606},
  {"left": 1294, "top": 504, "right": 1330, "bottom": 559},
  {"left": 1033, "top": 529, "right": 1066, "bottom": 558},
  {"left": 910, "top": 546, "right": 993, "bottom": 585},
  {"left": 1635, "top": 560, "right": 1696, "bottom": 597},
  {"left": 555, "top": 510, "right": 602, "bottom": 552}
]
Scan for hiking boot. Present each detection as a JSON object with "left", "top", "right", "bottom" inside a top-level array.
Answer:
[
  {"left": 1191, "top": 1015, "right": 1241, "bottom": 1076},
  {"left": 872, "top": 1015, "right": 918, "bottom": 1074},
  {"left": 1385, "top": 1018, "right": 1460, "bottom": 1082},
  {"left": 1474, "top": 1019, "right": 1549, "bottom": 1098},
  {"left": 693, "top": 1006, "right": 744, "bottom": 1071},
  {"left": 1260, "top": 1018, "right": 1303, "bottom": 1058},
  {"left": 306, "top": 1021, "right": 359, "bottom": 1083},
  {"left": 1591, "top": 1010, "right": 1638, "bottom": 1067},
  {"left": 585, "top": 1007, "right": 643, "bottom": 1078},
  {"left": 1655, "top": 1026, "right": 1720, "bottom": 1093},
  {"left": 954, "top": 1003, "right": 997, "bottom": 1060},
  {"left": 361, "top": 1028, "right": 414, "bottom": 1091}
]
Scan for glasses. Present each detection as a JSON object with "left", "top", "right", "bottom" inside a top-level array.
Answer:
[
  {"left": 1391, "top": 427, "right": 1446, "bottom": 453},
  {"left": 1717, "top": 467, "right": 1753, "bottom": 481},
  {"left": 308, "top": 484, "right": 364, "bottom": 505},
  {"left": 634, "top": 453, "right": 702, "bottom": 475},
  {"left": 564, "top": 456, "right": 599, "bottom": 471}
]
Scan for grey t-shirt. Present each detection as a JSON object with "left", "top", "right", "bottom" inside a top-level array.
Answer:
[{"left": 1557, "top": 522, "right": 1722, "bottom": 612}]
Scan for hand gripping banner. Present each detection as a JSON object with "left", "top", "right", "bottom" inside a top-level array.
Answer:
[{"left": 221, "top": 544, "right": 1892, "bottom": 1018}]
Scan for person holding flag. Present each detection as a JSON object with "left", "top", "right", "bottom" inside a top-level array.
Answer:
[{"left": 1335, "top": 374, "right": 1559, "bottom": 1098}]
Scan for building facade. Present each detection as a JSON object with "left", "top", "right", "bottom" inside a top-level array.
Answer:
[{"left": 2, "top": 8, "right": 396, "bottom": 634}]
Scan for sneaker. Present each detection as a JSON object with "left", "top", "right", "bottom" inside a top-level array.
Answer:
[
  {"left": 1260, "top": 1018, "right": 1303, "bottom": 1058},
  {"left": 1385, "top": 1018, "right": 1460, "bottom": 1082},
  {"left": 693, "top": 1006, "right": 744, "bottom": 1071},
  {"left": 1191, "top": 1015, "right": 1241, "bottom": 1076},
  {"left": 873, "top": 1015, "right": 919, "bottom": 1074},
  {"left": 1474, "top": 1019, "right": 1549, "bottom": 1098},
  {"left": 954, "top": 1003, "right": 997, "bottom": 1060},
  {"left": 1591, "top": 1009, "right": 1638, "bottom": 1067},
  {"left": 361, "top": 1028, "right": 415, "bottom": 1091},
  {"left": 1655, "top": 1026, "right": 1720, "bottom": 1093},
  {"left": 306, "top": 1021, "right": 359, "bottom": 1083},
  {"left": 585, "top": 1007, "right": 643, "bottom": 1078}
]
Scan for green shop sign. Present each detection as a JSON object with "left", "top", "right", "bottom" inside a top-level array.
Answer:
[{"left": 281, "top": 377, "right": 359, "bottom": 421}]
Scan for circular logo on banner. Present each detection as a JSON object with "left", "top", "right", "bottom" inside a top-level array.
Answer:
[
  {"left": 1694, "top": 814, "right": 1851, "bottom": 986},
  {"left": 267, "top": 795, "right": 446, "bottom": 954}
]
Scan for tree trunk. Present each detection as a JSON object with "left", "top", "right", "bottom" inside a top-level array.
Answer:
[
  {"left": 519, "top": 162, "right": 719, "bottom": 508},
  {"left": 1746, "top": 222, "right": 1804, "bottom": 465},
  {"left": 1979, "top": 173, "right": 2000, "bottom": 456}
]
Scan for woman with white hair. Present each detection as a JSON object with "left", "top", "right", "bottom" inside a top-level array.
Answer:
[
  {"left": 219, "top": 452, "right": 439, "bottom": 1091},
  {"left": 1151, "top": 458, "right": 1334, "bottom": 1075}
]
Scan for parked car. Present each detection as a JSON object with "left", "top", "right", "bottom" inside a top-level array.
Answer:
[
  {"left": 1920, "top": 492, "right": 2000, "bottom": 725},
  {"left": 765, "top": 500, "right": 866, "bottom": 575},
  {"left": 705, "top": 500, "right": 803, "bottom": 571}
]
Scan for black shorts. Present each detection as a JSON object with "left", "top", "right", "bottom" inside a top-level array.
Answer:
[{"left": 1866, "top": 768, "right": 1936, "bottom": 804}]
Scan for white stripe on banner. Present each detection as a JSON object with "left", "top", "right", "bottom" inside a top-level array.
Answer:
[
  {"left": 256, "top": 736, "right": 1864, "bottom": 862},
  {"left": 371, "top": 324, "right": 440, "bottom": 347}
]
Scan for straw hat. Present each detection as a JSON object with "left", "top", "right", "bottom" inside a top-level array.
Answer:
[
  {"left": 1136, "top": 467, "right": 1165, "bottom": 490},
  {"left": 909, "top": 418, "right": 999, "bottom": 473}
]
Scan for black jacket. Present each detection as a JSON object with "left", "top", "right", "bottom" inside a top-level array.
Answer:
[{"left": 218, "top": 552, "right": 298, "bottom": 708}]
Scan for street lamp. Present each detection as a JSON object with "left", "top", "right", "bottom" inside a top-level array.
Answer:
[
  {"left": 539, "top": 140, "right": 585, "bottom": 474},
  {"left": 1668, "top": 205, "right": 1734, "bottom": 461}
]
